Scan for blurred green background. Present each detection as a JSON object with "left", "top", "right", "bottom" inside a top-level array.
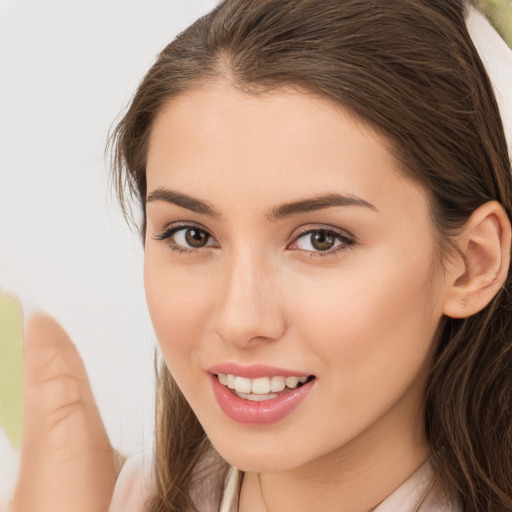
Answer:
[
  {"left": 472, "top": 0, "right": 512, "bottom": 47},
  {"left": 0, "top": 292, "right": 23, "bottom": 451}
]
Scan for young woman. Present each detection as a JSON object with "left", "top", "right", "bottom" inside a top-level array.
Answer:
[{"left": 12, "top": 1, "right": 512, "bottom": 511}]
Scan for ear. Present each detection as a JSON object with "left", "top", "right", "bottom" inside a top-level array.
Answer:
[{"left": 443, "top": 201, "right": 511, "bottom": 319}]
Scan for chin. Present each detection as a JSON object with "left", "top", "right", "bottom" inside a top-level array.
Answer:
[
  {"left": 203, "top": 426, "right": 318, "bottom": 473},
  {"left": 217, "top": 447, "right": 303, "bottom": 473}
]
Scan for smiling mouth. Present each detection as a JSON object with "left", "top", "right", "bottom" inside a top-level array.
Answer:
[{"left": 215, "top": 373, "right": 316, "bottom": 401}]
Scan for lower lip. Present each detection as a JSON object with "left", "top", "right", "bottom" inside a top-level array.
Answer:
[{"left": 210, "top": 373, "right": 314, "bottom": 425}]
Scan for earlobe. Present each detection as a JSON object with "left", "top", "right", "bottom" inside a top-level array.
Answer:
[{"left": 443, "top": 201, "right": 511, "bottom": 319}]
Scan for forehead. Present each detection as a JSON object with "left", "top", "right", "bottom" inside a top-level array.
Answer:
[{"left": 146, "top": 82, "right": 427, "bottom": 219}]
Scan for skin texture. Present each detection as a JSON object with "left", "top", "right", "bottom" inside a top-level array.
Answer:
[
  {"left": 143, "top": 83, "right": 452, "bottom": 512},
  {"left": 12, "top": 83, "right": 510, "bottom": 512},
  {"left": 11, "top": 314, "right": 116, "bottom": 512}
]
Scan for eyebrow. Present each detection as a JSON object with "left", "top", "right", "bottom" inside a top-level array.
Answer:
[
  {"left": 265, "top": 193, "right": 378, "bottom": 221},
  {"left": 146, "top": 187, "right": 377, "bottom": 220},
  {"left": 146, "top": 187, "right": 221, "bottom": 217}
]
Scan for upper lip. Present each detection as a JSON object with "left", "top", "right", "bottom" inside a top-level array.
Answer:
[{"left": 206, "top": 363, "right": 312, "bottom": 379}]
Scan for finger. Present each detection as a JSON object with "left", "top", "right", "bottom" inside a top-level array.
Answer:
[
  {"left": 12, "top": 313, "right": 116, "bottom": 512},
  {"left": 23, "top": 314, "right": 95, "bottom": 426}
]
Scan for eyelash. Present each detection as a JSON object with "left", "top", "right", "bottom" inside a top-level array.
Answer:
[
  {"left": 154, "top": 223, "right": 215, "bottom": 256},
  {"left": 154, "top": 223, "right": 356, "bottom": 258},
  {"left": 288, "top": 227, "right": 355, "bottom": 258}
]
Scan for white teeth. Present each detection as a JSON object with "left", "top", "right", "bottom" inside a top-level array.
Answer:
[
  {"left": 234, "top": 376, "right": 252, "bottom": 394},
  {"left": 285, "top": 376, "right": 299, "bottom": 388},
  {"left": 270, "top": 376, "right": 286, "bottom": 392},
  {"left": 217, "top": 373, "right": 310, "bottom": 395},
  {"left": 252, "top": 377, "right": 271, "bottom": 395},
  {"left": 235, "top": 391, "right": 279, "bottom": 402}
]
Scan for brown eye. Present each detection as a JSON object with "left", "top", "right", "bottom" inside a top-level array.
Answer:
[
  {"left": 184, "top": 228, "right": 210, "bottom": 248},
  {"left": 155, "top": 225, "right": 215, "bottom": 251},
  {"left": 293, "top": 228, "right": 353, "bottom": 254},
  {"left": 310, "top": 231, "right": 336, "bottom": 251}
]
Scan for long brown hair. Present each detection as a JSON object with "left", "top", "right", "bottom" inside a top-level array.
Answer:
[{"left": 109, "top": 1, "right": 512, "bottom": 510}]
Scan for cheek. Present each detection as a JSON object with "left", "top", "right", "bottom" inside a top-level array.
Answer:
[
  {"left": 291, "top": 248, "right": 442, "bottom": 413},
  {"left": 143, "top": 252, "right": 214, "bottom": 378}
]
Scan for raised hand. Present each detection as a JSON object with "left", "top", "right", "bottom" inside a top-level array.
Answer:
[{"left": 11, "top": 313, "right": 116, "bottom": 512}]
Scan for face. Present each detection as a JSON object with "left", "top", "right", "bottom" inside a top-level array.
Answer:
[{"left": 144, "top": 82, "right": 448, "bottom": 473}]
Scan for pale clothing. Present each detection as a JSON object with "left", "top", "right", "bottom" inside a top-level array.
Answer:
[
  {"left": 109, "top": 456, "right": 153, "bottom": 512},
  {"left": 110, "top": 457, "right": 461, "bottom": 512},
  {"left": 218, "top": 459, "right": 460, "bottom": 512}
]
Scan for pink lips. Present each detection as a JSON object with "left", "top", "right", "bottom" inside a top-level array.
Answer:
[
  {"left": 208, "top": 364, "right": 315, "bottom": 425},
  {"left": 207, "top": 363, "right": 310, "bottom": 379}
]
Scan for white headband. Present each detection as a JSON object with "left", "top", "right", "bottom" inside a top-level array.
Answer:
[{"left": 467, "top": 6, "right": 512, "bottom": 153}]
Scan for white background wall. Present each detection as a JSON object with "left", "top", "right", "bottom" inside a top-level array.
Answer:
[
  {"left": 0, "top": 0, "right": 217, "bottom": 462},
  {"left": 0, "top": 1, "right": 510, "bottom": 504}
]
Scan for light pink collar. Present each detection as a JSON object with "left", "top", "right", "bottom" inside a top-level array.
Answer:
[{"left": 219, "top": 459, "right": 461, "bottom": 512}]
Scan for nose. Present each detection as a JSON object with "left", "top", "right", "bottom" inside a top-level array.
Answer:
[{"left": 213, "top": 250, "right": 287, "bottom": 349}]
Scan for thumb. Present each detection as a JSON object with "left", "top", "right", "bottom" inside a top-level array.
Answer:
[{"left": 12, "top": 313, "right": 116, "bottom": 512}]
